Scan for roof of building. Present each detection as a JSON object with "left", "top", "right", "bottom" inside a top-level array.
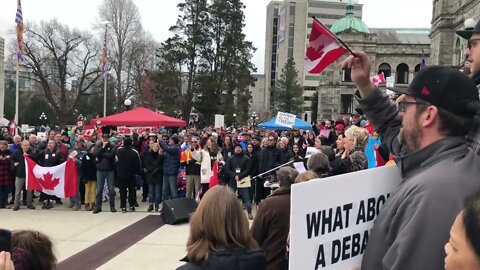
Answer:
[
  {"left": 330, "top": 0, "right": 369, "bottom": 34},
  {"left": 369, "top": 28, "right": 431, "bottom": 44}
]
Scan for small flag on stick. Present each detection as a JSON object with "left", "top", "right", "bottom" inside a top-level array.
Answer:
[{"left": 305, "top": 18, "right": 349, "bottom": 74}]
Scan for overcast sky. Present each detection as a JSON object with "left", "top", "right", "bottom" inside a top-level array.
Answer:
[{"left": 0, "top": 0, "right": 432, "bottom": 73}]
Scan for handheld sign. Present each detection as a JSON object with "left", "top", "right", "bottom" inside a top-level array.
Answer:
[
  {"left": 305, "top": 147, "right": 318, "bottom": 158},
  {"left": 386, "top": 76, "right": 394, "bottom": 88},
  {"left": 289, "top": 166, "right": 402, "bottom": 270},
  {"left": 275, "top": 112, "right": 296, "bottom": 128},
  {"left": 21, "top": 124, "right": 28, "bottom": 133}
]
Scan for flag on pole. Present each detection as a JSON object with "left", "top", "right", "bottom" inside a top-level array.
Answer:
[
  {"left": 15, "top": 0, "right": 24, "bottom": 61},
  {"left": 9, "top": 116, "right": 16, "bottom": 135},
  {"left": 420, "top": 49, "right": 427, "bottom": 70},
  {"left": 25, "top": 156, "right": 78, "bottom": 198},
  {"left": 370, "top": 72, "right": 386, "bottom": 86},
  {"left": 100, "top": 28, "right": 107, "bottom": 77},
  {"left": 305, "top": 19, "right": 348, "bottom": 74}
]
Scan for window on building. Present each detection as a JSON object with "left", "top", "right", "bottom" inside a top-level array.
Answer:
[
  {"left": 396, "top": 63, "right": 409, "bottom": 84},
  {"left": 454, "top": 38, "right": 462, "bottom": 66},
  {"left": 289, "top": 5, "right": 295, "bottom": 15},
  {"left": 342, "top": 68, "right": 352, "bottom": 82},
  {"left": 378, "top": 63, "right": 391, "bottom": 78},
  {"left": 288, "top": 48, "right": 294, "bottom": 58},
  {"left": 414, "top": 64, "right": 421, "bottom": 74},
  {"left": 341, "top": 94, "right": 354, "bottom": 114}
]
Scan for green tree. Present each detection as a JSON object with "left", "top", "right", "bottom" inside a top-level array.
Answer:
[
  {"left": 272, "top": 58, "right": 303, "bottom": 115},
  {"left": 194, "top": 0, "right": 256, "bottom": 123},
  {"left": 20, "top": 19, "right": 101, "bottom": 126}
]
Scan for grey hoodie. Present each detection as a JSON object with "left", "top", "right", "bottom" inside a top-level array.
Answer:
[{"left": 358, "top": 88, "right": 480, "bottom": 270}]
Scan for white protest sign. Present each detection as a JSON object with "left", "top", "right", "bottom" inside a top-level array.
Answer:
[
  {"left": 289, "top": 166, "right": 402, "bottom": 270},
  {"left": 214, "top": 114, "right": 225, "bottom": 129},
  {"left": 21, "top": 124, "right": 28, "bottom": 133},
  {"left": 386, "top": 76, "right": 394, "bottom": 88},
  {"left": 305, "top": 147, "right": 318, "bottom": 158},
  {"left": 275, "top": 112, "right": 296, "bottom": 128}
]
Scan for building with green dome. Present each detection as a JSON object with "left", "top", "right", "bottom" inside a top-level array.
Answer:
[
  {"left": 254, "top": 0, "right": 430, "bottom": 122},
  {"left": 330, "top": 1, "right": 369, "bottom": 34}
]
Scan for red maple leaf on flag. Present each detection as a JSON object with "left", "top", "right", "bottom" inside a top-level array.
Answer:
[
  {"left": 306, "top": 44, "right": 325, "bottom": 61},
  {"left": 38, "top": 172, "right": 60, "bottom": 190}
]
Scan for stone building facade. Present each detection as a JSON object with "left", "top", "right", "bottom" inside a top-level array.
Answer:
[
  {"left": 430, "top": 0, "right": 480, "bottom": 66},
  {"left": 317, "top": 28, "right": 430, "bottom": 120}
]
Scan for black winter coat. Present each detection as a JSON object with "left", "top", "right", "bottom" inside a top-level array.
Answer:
[
  {"left": 279, "top": 147, "right": 292, "bottom": 164},
  {"left": 36, "top": 148, "right": 63, "bottom": 167},
  {"left": 143, "top": 150, "right": 163, "bottom": 184},
  {"left": 95, "top": 143, "right": 116, "bottom": 171},
  {"left": 259, "top": 146, "right": 282, "bottom": 173},
  {"left": 224, "top": 153, "right": 251, "bottom": 185},
  {"left": 176, "top": 246, "right": 266, "bottom": 270},
  {"left": 115, "top": 146, "right": 141, "bottom": 179},
  {"left": 11, "top": 149, "right": 32, "bottom": 178},
  {"left": 80, "top": 153, "right": 97, "bottom": 182}
]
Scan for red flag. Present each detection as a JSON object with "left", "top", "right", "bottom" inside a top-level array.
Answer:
[
  {"left": 305, "top": 19, "right": 348, "bottom": 74},
  {"left": 25, "top": 156, "right": 78, "bottom": 198},
  {"left": 370, "top": 72, "right": 386, "bottom": 86},
  {"left": 208, "top": 161, "right": 220, "bottom": 189},
  {"left": 9, "top": 116, "right": 16, "bottom": 135}
]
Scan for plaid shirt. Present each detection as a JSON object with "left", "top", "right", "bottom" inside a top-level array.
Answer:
[{"left": 0, "top": 149, "right": 13, "bottom": 186}]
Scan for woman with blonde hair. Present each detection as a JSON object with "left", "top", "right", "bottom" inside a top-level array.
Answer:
[
  {"left": 177, "top": 185, "right": 266, "bottom": 270},
  {"left": 340, "top": 125, "right": 369, "bottom": 173}
]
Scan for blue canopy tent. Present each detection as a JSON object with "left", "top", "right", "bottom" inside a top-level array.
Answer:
[{"left": 257, "top": 117, "right": 313, "bottom": 131}]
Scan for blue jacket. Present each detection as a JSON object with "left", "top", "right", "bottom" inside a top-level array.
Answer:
[{"left": 159, "top": 141, "right": 180, "bottom": 175}]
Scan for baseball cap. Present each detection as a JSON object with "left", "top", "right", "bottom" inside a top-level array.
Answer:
[
  {"left": 456, "top": 18, "right": 477, "bottom": 40},
  {"left": 391, "top": 65, "right": 479, "bottom": 118}
]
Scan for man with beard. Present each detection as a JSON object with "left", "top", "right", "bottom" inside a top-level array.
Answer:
[
  {"left": 456, "top": 19, "right": 480, "bottom": 155},
  {"left": 341, "top": 51, "right": 480, "bottom": 269},
  {"left": 288, "top": 129, "right": 306, "bottom": 149},
  {"left": 257, "top": 136, "right": 282, "bottom": 202}
]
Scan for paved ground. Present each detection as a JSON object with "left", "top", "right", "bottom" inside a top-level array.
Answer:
[
  {"left": 0, "top": 191, "right": 189, "bottom": 270},
  {"left": 1, "top": 190, "right": 256, "bottom": 270}
]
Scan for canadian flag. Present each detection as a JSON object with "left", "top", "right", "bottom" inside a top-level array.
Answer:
[
  {"left": 9, "top": 116, "right": 16, "bottom": 135},
  {"left": 305, "top": 19, "right": 348, "bottom": 74},
  {"left": 84, "top": 129, "right": 94, "bottom": 138},
  {"left": 370, "top": 72, "right": 386, "bottom": 86},
  {"left": 25, "top": 156, "right": 78, "bottom": 198}
]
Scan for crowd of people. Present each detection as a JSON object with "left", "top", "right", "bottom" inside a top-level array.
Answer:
[{"left": 4, "top": 20, "right": 480, "bottom": 270}]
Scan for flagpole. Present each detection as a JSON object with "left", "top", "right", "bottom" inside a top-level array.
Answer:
[
  {"left": 312, "top": 17, "right": 356, "bottom": 56},
  {"left": 15, "top": 59, "right": 19, "bottom": 136},
  {"left": 103, "top": 73, "right": 107, "bottom": 117}
]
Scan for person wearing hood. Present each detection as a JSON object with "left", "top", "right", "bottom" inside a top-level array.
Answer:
[
  {"left": 177, "top": 186, "right": 266, "bottom": 270},
  {"left": 224, "top": 143, "right": 253, "bottom": 220}
]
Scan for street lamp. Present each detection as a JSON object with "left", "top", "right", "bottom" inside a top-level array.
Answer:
[
  {"left": 77, "top": 113, "right": 85, "bottom": 121},
  {"left": 232, "top": 113, "right": 237, "bottom": 128},
  {"left": 250, "top": 111, "right": 258, "bottom": 130},
  {"left": 124, "top": 99, "right": 132, "bottom": 111},
  {"left": 39, "top": 112, "right": 47, "bottom": 127}
]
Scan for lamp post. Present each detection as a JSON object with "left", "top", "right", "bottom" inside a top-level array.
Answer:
[
  {"left": 39, "top": 112, "right": 47, "bottom": 126},
  {"left": 77, "top": 113, "right": 85, "bottom": 121},
  {"left": 250, "top": 111, "right": 258, "bottom": 131},
  {"left": 232, "top": 113, "right": 237, "bottom": 128},
  {"left": 124, "top": 99, "right": 132, "bottom": 111}
]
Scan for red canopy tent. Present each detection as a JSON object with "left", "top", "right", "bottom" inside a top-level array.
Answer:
[{"left": 90, "top": 107, "right": 187, "bottom": 127}]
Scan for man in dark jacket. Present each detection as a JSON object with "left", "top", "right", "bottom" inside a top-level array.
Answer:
[
  {"left": 11, "top": 140, "right": 35, "bottom": 210},
  {"left": 251, "top": 167, "right": 296, "bottom": 270},
  {"left": 115, "top": 137, "right": 141, "bottom": 213},
  {"left": 225, "top": 143, "right": 252, "bottom": 219},
  {"left": 36, "top": 139, "right": 64, "bottom": 209},
  {"left": 159, "top": 135, "right": 181, "bottom": 200},
  {"left": 93, "top": 134, "right": 117, "bottom": 214},
  {"left": 181, "top": 137, "right": 202, "bottom": 199},
  {"left": 257, "top": 136, "right": 282, "bottom": 203},
  {"left": 342, "top": 51, "right": 480, "bottom": 269}
]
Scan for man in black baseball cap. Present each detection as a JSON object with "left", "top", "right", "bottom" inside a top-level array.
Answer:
[{"left": 341, "top": 51, "right": 480, "bottom": 270}]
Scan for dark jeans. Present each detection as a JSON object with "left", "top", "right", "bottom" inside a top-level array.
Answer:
[
  {"left": 162, "top": 174, "right": 178, "bottom": 200},
  {"left": 96, "top": 170, "right": 115, "bottom": 209},
  {"left": 0, "top": 186, "right": 9, "bottom": 207},
  {"left": 148, "top": 183, "right": 162, "bottom": 204},
  {"left": 118, "top": 177, "right": 136, "bottom": 208},
  {"left": 228, "top": 184, "right": 252, "bottom": 214}
]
